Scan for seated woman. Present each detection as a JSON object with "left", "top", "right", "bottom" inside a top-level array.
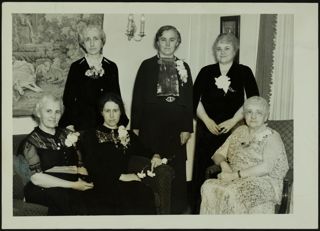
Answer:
[
  {"left": 21, "top": 94, "right": 93, "bottom": 215},
  {"left": 80, "top": 93, "right": 160, "bottom": 215},
  {"left": 200, "top": 96, "right": 289, "bottom": 214}
]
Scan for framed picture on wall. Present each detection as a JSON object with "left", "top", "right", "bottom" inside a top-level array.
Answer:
[{"left": 220, "top": 15, "right": 240, "bottom": 63}]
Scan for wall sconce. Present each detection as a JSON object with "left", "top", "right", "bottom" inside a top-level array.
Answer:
[{"left": 125, "top": 14, "right": 146, "bottom": 41}]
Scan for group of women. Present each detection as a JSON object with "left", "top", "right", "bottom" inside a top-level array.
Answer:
[{"left": 20, "top": 23, "right": 289, "bottom": 215}]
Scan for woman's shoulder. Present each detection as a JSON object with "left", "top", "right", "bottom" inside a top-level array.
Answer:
[
  {"left": 71, "top": 57, "right": 86, "bottom": 66},
  {"left": 198, "top": 64, "right": 218, "bottom": 75},
  {"left": 141, "top": 55, "right": 158, "bottom": 65},
  {"left": 102, "top": 57, "right": 117, "bottom": 67},
  {"left": 235, "top": 63, "right": 253, "bottom": 72},
  {"left": 265, "top": 127, "right": 283, "bottom": 143}
]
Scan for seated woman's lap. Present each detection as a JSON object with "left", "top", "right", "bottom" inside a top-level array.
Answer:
[
  {"left": 115, "top": 181, "right": 156, "bottom": 214},
  {"left": 24, "top": 182, "right": 87, "bottom": 215},
  {"left": 201, "top": 177, "right": 276, "bottom": 208}
]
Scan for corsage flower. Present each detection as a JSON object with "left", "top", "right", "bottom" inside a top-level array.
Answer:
[
  {"left": 118, "top": 125, "right": 130, "bottom": 149},
  {"left": 136, "top": 156, "right": 169, "bottom": 179},
  {"left": 65, "top": 132, "right": 80, "bottom": 147},
  {"left": 85, "top": 64, "right": 105, "bottom": 79},
  {"left": 137, "top": 168, "right": 156, "bottom": 179},
  {"left": 175, "top": 60, "right": 188, "bottom": 86},
  {"left": 214, "top": 75, "right": 234, "bottom": 94}
]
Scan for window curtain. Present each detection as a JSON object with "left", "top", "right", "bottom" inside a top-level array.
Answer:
[
  {"left": 269, "top": 15, "right": 294, "bottom": 120},
  {"left": 255, "top": 14, "right": 277, "bottom": 103}
]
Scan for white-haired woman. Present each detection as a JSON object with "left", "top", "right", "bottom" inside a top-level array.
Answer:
[
  {"left": 22, "top": 94, "right": 93, "bottom": 215},
  {"left": 200, "top": 96, "right": 289, "bottom": 214},
  {"left": 59, "top": 24, "right": 128, "bottom": 132}
]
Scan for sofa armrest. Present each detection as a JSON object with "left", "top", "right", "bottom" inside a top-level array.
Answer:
[
  {"left": 278, "top": 168, "right": 293, "bottom": 214},
  {"left": 205, "top": 164, "right": 221, "bottom": 179},
  {"left": 13, "top": 199, "right": 48, "bottom": 216}
]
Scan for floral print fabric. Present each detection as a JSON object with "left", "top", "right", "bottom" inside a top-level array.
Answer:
[{"left": 200, "top": 125, "right": 289, "bottom": 214}]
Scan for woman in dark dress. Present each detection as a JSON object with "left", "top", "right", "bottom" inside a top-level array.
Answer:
[
  {"left": 59, "top": 24, "right": 128, "bottom": 131},
  {"left": 22, "top": 95, "right": 93, "bottom": 215},
  {"left": 131, "top": 25, "right": 193, "bottom": 214},
  {"left": 191, "top": 33, "right": 259, "bottom": 213},
  {"left": 81, "top": 93, "right": 156, "bottom": 215}
]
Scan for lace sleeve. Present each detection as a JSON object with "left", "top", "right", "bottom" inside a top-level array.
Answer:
[
  {"left": 263, "top": 131, "right": 289, "bottom": 179},
  {"left": 23, "top": 141, "right": 42, "bottom": 174}
]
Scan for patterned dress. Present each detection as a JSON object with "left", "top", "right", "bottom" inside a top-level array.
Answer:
[{"left": 200, "top": 125, "right": 289, "bottom": 214}]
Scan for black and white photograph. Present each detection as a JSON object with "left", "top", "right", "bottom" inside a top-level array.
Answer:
[{"left": 1, "top": 2, "right": 318, "bottom": 229}]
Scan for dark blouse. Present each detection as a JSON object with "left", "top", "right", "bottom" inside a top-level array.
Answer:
[
  {"left": 131, "top": 55, "right": 193, "bottom": 133},
  {"left": 59, "top": 57, "right": 128, "bottom": 131},
  {"left": 81, "top": 126, "right": 151, "bottom": 192},
  {"left": 21, "top": 127, "right": 80, "bottom": 181},
  {"left": 193, "top": 62, "right": 259, "bottom": 123}
]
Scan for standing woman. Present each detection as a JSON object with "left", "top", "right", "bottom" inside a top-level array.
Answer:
[
  {"left": 59, "top": 24, "right": 128, "bottom": 131},
  {"left": 191, "top": 33, "right": 259, "bottom": 213},
  {"left": 131, "top": 25, "right": 193, "bottom": 214}
]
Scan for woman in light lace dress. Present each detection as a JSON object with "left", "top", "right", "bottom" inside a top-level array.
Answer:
[{"left": 200, "top": 96, "right": 289, "bottom": 214}]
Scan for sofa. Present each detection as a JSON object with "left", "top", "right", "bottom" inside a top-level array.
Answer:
[
  {"left": 205, "top": 119, "right": 293, "bottom": 214},
  {"left": 12, "top": 134, "right": 174, "bottom": 216}
]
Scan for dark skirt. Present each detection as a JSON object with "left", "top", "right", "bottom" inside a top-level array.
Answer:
[
  {"left": 24, "top": 181, "right": 88, "bottom": 215},
  {"left": 191, "top": 120, "right": 230, "bottom": 213},
  {"left": 87, "top": 181, "right": 156, "bottom": 215}
]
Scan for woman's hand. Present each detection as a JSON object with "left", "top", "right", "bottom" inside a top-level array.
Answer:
[
  {"left": 220, "top": 161, "right": 233, "bottom": 173},
  {"left": 119, "top": 173, "right": 141, "bottom": 182},
  {"left": 66, "top": 125, "right": 75, "bottom": 132},
  {"left": 72, "top": 178, "right": 94, "bottom": 191},
  {"left": 133, "top": 129, "right": 140, "bottom": 136},
  {"left": 77, "top": 166, "right": 88, "bottom": 175},
  {"left": 203, "top": 118, "right": 220, "bottom": 135},
  {"left": 217, "top": 172, "right": 238, "bottom": 182},
  {"left": 218, "top": 118, "right": 237, "bottom": 134},
  {"left": 151, "top": 154, "right": 162, "bottom": 171},
  {"left": 180, "top": 132, "right": 191, "bottom": 145}
]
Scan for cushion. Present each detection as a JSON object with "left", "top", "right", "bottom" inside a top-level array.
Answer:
[{"left": 13, "top": 154, "right": 32, "bottom": 186}]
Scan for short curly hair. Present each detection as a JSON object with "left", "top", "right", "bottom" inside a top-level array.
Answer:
[
  {"left": 33, "top": 94, "right": 64, "bottom": 124},
  {"left": 243, "top": 96, "right": 270, "bottom": 118},
  {"left": 212, "top": 33, "right": 239, "bottom": 61},
  {"left": 78, "top": 24, "right": 106, "bottom": 54}
]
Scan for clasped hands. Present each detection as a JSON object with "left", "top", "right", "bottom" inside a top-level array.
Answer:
[{"left": 204, "top": 117, "right": 237, "bottom": 135}]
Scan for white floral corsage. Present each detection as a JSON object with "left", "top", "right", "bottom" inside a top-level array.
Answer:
[
  {"left": 85, "top": 64, "right": 105, "bottom": 79},
  {"left": 136, "top": 157, "right": 169, "bottom": 179},
  {"left": 65, "top": 131, "right": 80, "bottom": 147},
  {"left": 175, "top": 60, "right": 188, "bottom": 86},
  {"left": 118, "top": 125, "right": 130, "bottom": 149},
  {"left": 137, "top": 169, "right": 156, "bottom": 179},
  {"left": 214, "top": 75, "right": 235, "bottom": 94}
]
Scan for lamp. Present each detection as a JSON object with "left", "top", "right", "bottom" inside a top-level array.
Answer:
[{"left": 125, "top": 14, "right": 146, "bottom": 41}]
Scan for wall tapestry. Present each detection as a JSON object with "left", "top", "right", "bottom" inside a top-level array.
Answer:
[{"left": 12, "top": 14, "right": 104, "bottom": 116}]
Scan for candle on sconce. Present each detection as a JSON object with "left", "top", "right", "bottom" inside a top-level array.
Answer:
[
  {"left": 127, "top": 14, "right": 134, "bottom": 32},
  {"left": 140, "top": 14, "right": 145, "bottom": 35}
]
